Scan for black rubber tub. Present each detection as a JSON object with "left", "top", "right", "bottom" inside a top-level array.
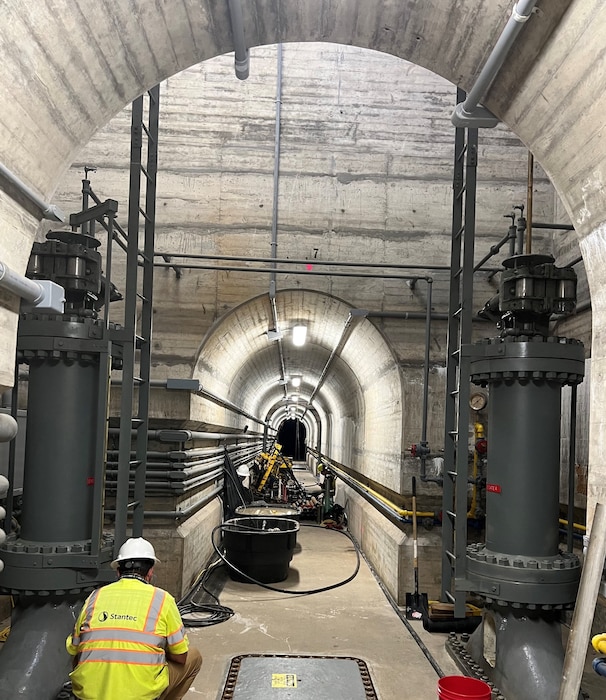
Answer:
[
  {"left": 222, "top": 516, "right": 300, "bottom": 583},
  {"left": 235, "top": 504, "right": 302, "bottom": 520}
]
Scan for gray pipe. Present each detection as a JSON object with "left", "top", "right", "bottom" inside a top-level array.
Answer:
[
  {"left": 155, "top": 250, "right": 504, "bottom": 272},
  {"left": 0, "top": 161, "right": 65, "bottom": 222},
  {"left": 452, "top": 0, "right": 538, "bottom": 127},
  {"left": 559, "top": 502, "right": 606, "bottom": 699},
  {"left": 0, "top": 413, "right": 17, "bottom": 443},
  {"left": 227, "top": 0, "right": 249, "bottom": 80},
  {"left": 0, "top": 260, "right": 44, "bottom": 303},
  {"left": 0, "top": 598, "right": 82, "bottom": 699}
]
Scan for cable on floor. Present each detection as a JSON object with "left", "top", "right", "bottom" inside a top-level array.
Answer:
[
  {"left": 177, "top": 558, "right": 235, "bottom": 627},
  {"left": 211, "top": 521, "right": 360, "bottom": 595}
]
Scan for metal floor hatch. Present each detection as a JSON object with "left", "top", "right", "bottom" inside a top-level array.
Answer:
[{"left": 220, "top": 654, "right": 378, "bottom": 699}]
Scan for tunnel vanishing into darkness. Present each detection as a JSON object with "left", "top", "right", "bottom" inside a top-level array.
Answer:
[{"left": 277, "top": 419, "right": 307, "bottom": 460}]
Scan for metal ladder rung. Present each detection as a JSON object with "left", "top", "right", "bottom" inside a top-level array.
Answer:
[
  {"left": 446, "top": 510, "right": 457, "bottom": 521},
  {"left": 445, "top": 549, "right": 456, "bottom": 562},
  {"left": 126, "top": 500, "right": 141, "bottom": 510},
  {"left": 141, "top": 121, "right": 157, "bottom": 143},
  {"left": 138, "top": 207, "right": 152, "bottom": 223},
  {"left": 447, "top": 470, "right": 457, "bottom": 479},
  {"left": 445, "top": 590, "right": 456, "bottom": 603},
  {"left": 129, "top": 459, "right": 142, "bottom": 467}
]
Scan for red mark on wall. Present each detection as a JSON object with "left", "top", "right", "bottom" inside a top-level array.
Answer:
[{"left": 486, "top": 483, "right": 501, "bottom": 494}]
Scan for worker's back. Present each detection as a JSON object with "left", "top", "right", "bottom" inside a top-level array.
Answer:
[{"left": 66, "top": 577, "right": 187, "bottom": 700}]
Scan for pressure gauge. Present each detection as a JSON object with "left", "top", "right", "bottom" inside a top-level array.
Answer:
[{"left": 470, "top": 392, "right": 487, "bottom": 411}]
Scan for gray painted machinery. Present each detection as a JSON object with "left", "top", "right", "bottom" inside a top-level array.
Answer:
[
  {"left": 449, "top": 254, "right": 585, "bottom": 699},
  {"left": 0, "top": 229, "right": 120, "bottom": 698}
]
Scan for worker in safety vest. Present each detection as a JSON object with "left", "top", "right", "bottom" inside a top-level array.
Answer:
[{"left": 66, "top": 537, "right": 202, "bottom": 700}]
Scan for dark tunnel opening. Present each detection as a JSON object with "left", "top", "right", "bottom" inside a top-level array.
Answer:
[{"left": 276, "top": 418, "right": 307, "bottom": 460}]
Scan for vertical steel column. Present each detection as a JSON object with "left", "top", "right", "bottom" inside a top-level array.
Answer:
[
  {"left": 442, "top": 88, "right": 478, "bottom": 617},
  {"left": 114, "top": 87, "right": 158, "bottom": 548},
  {"left": 133, "top": 85, "right": 159, "bottom": 535}
]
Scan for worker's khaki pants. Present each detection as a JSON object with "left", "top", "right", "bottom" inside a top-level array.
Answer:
[{"left": 158, "top": 648, "right": 203, "bottom": 700}]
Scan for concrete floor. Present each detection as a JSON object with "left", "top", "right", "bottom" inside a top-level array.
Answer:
[
  {"left": 179, "top": 466, "right": 606, "bottom": 700},
  {"left": 184, "top": 523, "right": 459, "bottom": 700}
]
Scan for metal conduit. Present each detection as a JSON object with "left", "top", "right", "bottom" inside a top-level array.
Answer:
[
  {"left": 452, "top": 0, "right": 538, "bottom": 128},
  {"left": 155, "top": 251, "right": 502, "bottom": 274},
  {"left": 155, "top": 261, "right": 437, "bottom": 282},
  {"left": 300, "top": 311, "right": 364, "bottom": 421},
  {"left": 107, "top": 427, "right": 263, "bottom": 441},
  {"left": 268, "top": 44, "right": 288, "bottom": 393},
  {"left": 226, "top": 0, "right": 249, "bottom": 80},
  {"left": 309, "top": 451, "right": 437, "bottom": 529},
  {"left": 105, "top": 483, "right": 224, "bottom": 521},
  {"left": 110, "top": 377, "right": 271, "bottom": 428},
  {"left": 0, "top": 161, "right": 65, "bottom": 221}
]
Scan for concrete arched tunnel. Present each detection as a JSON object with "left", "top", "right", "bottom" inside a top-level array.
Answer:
[{"left": 1, "top": 2, "right": 606, "bottom": 699}]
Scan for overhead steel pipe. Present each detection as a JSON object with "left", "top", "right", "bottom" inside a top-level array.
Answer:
[{"left": 452, "top": 1, "right": 538, "bottom": 128}]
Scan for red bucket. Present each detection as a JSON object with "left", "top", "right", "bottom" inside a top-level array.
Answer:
[{"left": 437, "top": 675, "right": 491, "bottom": 700}]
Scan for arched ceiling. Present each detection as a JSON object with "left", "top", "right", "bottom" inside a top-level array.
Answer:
[
  {"left": 0, "top": 0, "right": 594, "bottom": 236},
  {"left": 193, "top": 289, "right": 368, "bottom": 433}
]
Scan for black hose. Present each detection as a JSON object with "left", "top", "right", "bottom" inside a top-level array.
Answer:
[
  {"left": 177, "top": 559, "right": 235, "bottom": 627},
  {"left": 211, "top": 522, "right": 361, "bottom": 595}
]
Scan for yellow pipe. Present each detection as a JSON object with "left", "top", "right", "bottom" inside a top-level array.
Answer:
[
  {"left": 467, "top": 422, "right": 484, "bottom": 518},
  {"left": 592, "top": 633, "right": 606, "bottom": 654},
  {"left": 330, "top": 464, "right": 435, "bottom": 518},
  {"left": 558, "top": 518, "right": 586, "bottom": 532}
]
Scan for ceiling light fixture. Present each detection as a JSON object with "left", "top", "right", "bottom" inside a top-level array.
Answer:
[
  {"left": 292, "top": 325, "right": 307, "bottom": 346},
  {"left": 291, "top": 375, "right": 302, "bottom": 388}
]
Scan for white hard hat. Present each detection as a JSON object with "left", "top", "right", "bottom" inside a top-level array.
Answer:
[
  {"left": 110, "top": 537, "right": 160, "bottom": 570},
  {"left": 237, "top": 465, "right": 250, "bottom": 477}
]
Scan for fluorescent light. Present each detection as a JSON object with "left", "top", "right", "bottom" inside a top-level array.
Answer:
[
  {"left": 292, "top": 325, "right": 307, "bottom": 346},
  {"left": 291, "top": 376, "right": 301, "bottom": 388}
]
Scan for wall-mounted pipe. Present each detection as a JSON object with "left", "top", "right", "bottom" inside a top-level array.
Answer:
[
  {"left": 0, "top": 161, "right": 65, "bottom": 222},
  {"left": 155, "top": 250, "right": 502, "bottom": 274},
  {"left": 268, "top": 45, "right": 287, "bottom": 391},
  {"left": 301, "top": 310, "right": 366, "bottom": 420},
  {"left": 227, "top": 0, "right": 249, "bottom": 80},
  {"left": 452, "top": 0, "right": 538, "bottom": 128},
  {"left": 154, "top": 261, "right": 450, "bottom": 282},
  {"left": 309, "top": 452, "right": 437, "bottom": 531},
  {"left": 105, "top": 483, "right": 223, "bottom": 520},
  {"left": 527, "top": 152, "right": 534, "bottom": 253},
  {"left": 110, "top": 377, "right": 270, "bottom": 428}
]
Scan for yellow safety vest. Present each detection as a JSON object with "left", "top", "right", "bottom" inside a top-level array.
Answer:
[{"left": 66, "top": 577, "right": 189, "bottom": 700}]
